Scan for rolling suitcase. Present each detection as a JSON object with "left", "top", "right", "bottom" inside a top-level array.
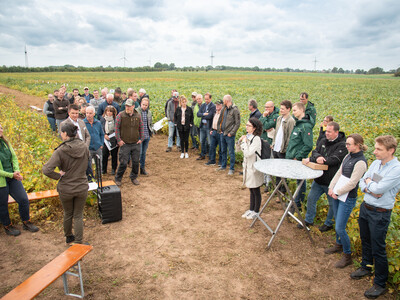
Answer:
[{"left": 95, "top": 155, "right": 122, "bottom": 224}]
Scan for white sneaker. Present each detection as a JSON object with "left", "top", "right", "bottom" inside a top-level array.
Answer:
[
  {"left": 180, "top": 153, "right": 184, "bottom": 159},
  {"left": 241, "top": 210, "right": 252, "bottom": 218},
  {"left": 246, "top": 211, "right": 258, "bottom": 220},
  {"left": 185, "top": 153, "right": 189, "bottom": 159}
]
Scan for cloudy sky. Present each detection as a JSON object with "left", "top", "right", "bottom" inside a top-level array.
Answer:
[{"left": 0, "top": 0, "right": 399, "bottom": 70}]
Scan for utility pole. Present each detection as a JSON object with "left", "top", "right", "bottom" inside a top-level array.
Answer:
[
  {"left": 210, "top": 51, "right": 215, "bottom": 67},
  {"left": 25, "top": 45, "right": 29, "bottom": 68},
  {"left": 313, "top": 56, "right": 318, "bottom": 72},
  {"left": 120, "top": 50, "right": 128, "bottom": 67}
]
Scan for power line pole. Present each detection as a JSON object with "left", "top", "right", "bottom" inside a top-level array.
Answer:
[
  {"left": 25, "top": 45, "right": 29, "bottom": 68},
  {"left": 313, "top": 56, "right": 318, "bottom": 71},
  {"left": 210, "top": 51, "right": 215, "bottom": 67}
]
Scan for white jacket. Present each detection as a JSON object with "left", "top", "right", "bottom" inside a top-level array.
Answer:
[{"left": 241, "top": 134, "right": 264, "bottom": 188}]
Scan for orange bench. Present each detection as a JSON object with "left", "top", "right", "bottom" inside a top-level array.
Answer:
[
  {"left": 1, "top": 244, "right": 93, "bottom": 300},
  {"left": 8, "top": 180, "right": 116, "bottom": 204}
]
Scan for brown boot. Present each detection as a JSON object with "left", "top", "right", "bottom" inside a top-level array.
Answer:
[
  {"left": 335, "top": 253, "right": 352, "bottom": 268},
  {"left": 324, "top": 243, "right": 342, "bottom": 254}
]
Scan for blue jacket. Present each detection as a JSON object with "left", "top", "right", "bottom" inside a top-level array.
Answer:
[
  {"left": 197, "top": 102, "right": 216, "bottom": 129},
  {"left": 97, "top": 101, "right": 120, "bottom": 119},
  {"left": 84, "top": 118, "right": 104, "bottom": 151}
]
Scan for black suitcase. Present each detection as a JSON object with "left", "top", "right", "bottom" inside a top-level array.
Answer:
[{"left": 95, "top": 155, "right": 122, "bottom": 224}]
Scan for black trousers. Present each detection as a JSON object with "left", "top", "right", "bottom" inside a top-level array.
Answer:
[
  {"left": 179, "top": 129, "right": 190, "bottom": 153},
  {"left": 115, "top": 143, "right": 140, "bottom": 181},
  {"left": 273, "top": 151, "right": 286, "bottom": 191},
  {"left": 102, "top": 144, "right": 118, "bottom": 172},
  {"left": 249, "top": 187, "right": 262, "bottom": 213}
]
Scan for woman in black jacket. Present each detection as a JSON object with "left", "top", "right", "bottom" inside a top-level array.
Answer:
[{"left": 174, "top": 96, "right": 193, "bottom": 159}]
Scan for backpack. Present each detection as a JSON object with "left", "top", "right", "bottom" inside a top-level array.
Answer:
[{"left": 251, "top": 136, "right": 272, "bottom": 159}]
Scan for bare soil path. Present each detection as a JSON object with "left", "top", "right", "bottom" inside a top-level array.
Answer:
[{"left": 0, "top": 86, "right": 393, "bottom": 299}]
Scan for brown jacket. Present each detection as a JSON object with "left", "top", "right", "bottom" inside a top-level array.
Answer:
[
  {"left": 42, "top": 138, "right": 89, "bottom": 195},
  {"left": 59, "top": 117, "right": 91, "bottom": 148}
]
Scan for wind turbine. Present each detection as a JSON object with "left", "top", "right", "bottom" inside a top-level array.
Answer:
[
  {"left": 313, "top": 56, "right": 318, "bottom": 71},
  {"left": 210, "top": 51, "right": 215, "bottom": 67},
  {"left": 25, "top": 45, "right": 29, "bottom": 68},
  {"left": 120, "top": 50, "right": 128, "bottom": 67}
]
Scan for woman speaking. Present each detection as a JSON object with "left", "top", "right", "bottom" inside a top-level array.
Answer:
[{"left": 43, "top": 122, "right": 89, "bottom": 244}]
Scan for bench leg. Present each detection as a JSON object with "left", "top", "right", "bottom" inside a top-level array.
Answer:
[{"left": 62, "top": 261, "right": 85, "bottom": 298}]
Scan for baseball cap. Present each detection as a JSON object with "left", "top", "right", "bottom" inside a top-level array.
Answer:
[
  {"left": 125, "top": 99, "right": 134, "bottom": 107},
  {"left": 172, "top": 92, "right": 179, "bottom": 98},
  {"left": 216, "top": 99, "right": 223, "bottom": 105},
  {"left": 192, "top": 92, "right": 198, "bottom": 97},
  {"left": 84, "top": 87, "right": 89, "bottom": 90}
]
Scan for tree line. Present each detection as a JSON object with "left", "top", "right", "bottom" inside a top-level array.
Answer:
[{"left": 0, "top": 64, "right": 399, "bottom": 76}]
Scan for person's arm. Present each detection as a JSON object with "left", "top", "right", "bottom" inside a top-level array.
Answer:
[
  {"left": 174, "top": 108, "right": 179, "bottom": 126},
  {"left": 115, "top": 114, "right": 123, "bottom": 144},
  {"left": 197, "top": 104, "right": 204, "bottom": 118},
  {"left": 189, "top": 108, "right": 194, "bottom": 126},
  {"left": 43, "top": 102, "right": 50, "bottom": 115},
  {"left": 295, "top": 126, "right": 313, "bottom": 160},
  {"left": 229, "top": 108, "right": 241, "bottom": 136},
  {"left": 359, "top": 163, "right": 373, "bottom": 192},
  {"left": 99, "top": 122, "right": 104, "bottom": 147},
  {"left": 365, "top": 164, "right": 400, "bottom": 195},
  {"left": 329, "top": 165, "right": 343, "bottom": 190},
  {"left": 204, "top": 104, "right": 215, "bottom": 120},
  {"left": 335, "top": 161, "right": 367, "bottom": 195},
  {"left": 42, "top": 150, "right": 62, "bottom": 180},
  {"left": 324, "top": 143, "right": 348, "bottom": 166},
  {"left": 138, "top": 115, "right": 143, "bottom": 143},
  {"left": 83, "top": 123, "right": 91, "bottom": 148}
]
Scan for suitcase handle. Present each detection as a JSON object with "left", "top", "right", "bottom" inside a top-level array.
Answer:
[{"left": 95, "top": 154, "right": 103, "bottom": 192}]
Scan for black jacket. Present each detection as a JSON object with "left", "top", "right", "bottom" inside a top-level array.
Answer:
[
  {"left": 174, "top": 106, "right": 194, "bottom": 132},
  {"left": 309, "top": 131, "right": 347, "bottom": 186}
]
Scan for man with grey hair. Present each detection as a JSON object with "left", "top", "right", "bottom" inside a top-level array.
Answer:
[
  {"left": 97, "top": 93, "right": 120, "bottom": 119},
  {"left": 260, "top": 101, "right": 279, "bottom": 144},
  {"left": 138, "top": 88, "right": 149, "bottom": 105},
  {"left": 248, "top": 99, "right": 262, "bottom": 119},
  {"left": 90, "top": 89, "right": 104, "bottom": 116},
  {"left": 217, "top": 95, "right": 241, "bottom": 175},
  {"left": 84, "top": 106, "right": 104, "bottom": 180}
]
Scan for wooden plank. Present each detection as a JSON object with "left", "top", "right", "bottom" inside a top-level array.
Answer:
[
  {"left": 1, "top": 244, "right": 93, "bottom": 300},
  {"left": 302, "top": 159, "right": 328, "bottom": 170},
  {"left": 8, "top": 180, "right": 116, "bottom": 204}
]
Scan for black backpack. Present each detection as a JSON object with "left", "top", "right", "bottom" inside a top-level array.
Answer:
[{"left": 251, "top": 136, "right": 272, "bottom": 159}]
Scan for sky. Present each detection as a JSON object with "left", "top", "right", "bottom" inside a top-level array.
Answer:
[{"left": 0, "top": 0, "right": 399, "bottom": 71}]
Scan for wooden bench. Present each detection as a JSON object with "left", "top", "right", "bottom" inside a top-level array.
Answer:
[
  {"left": 8, "top": 180, "right": 116, "bottom": 204},
  {"left": 1, "top": 244, "right": 93, "bottom": 300}
]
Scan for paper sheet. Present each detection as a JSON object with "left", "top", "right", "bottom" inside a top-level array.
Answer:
[
  {"left": 153, "top": 117, "right": 167, "bottom": 132},
  {"left": 333, "top": 175, "right": 350, "bottom": 202}
]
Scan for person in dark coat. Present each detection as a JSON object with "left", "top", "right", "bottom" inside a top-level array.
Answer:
[{"left": 174, "top": 95, "right": 194, "bottom": 159}]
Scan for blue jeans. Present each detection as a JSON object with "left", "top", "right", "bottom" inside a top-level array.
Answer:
[
  {"left": 209, "top": 130, "right": 222, "bottom": 164},
  {"left": 168, "top": 121, "right": 180, "bottom": 148},
  {"left": 190, "top": 125, "right": 199, "bottom": 148},
  {"left": 47, "top": 116, "right": 57, "bottom": 131},
  {"left": 294, "top": 179, "right": 307, "bottom": 207},
  {"left": 359, "top": 202, "right": 392, "bottom": 288},
  {"left": 221, "top": 134, "right": 236, "bottom": 170},
  {"left": 199, "top": 124, "right": 210, "bottom": 157},
  {"left": 140, "top": 137, "right": 150, "bottom": 169},
  {"left": 332, "top": 197, "right": 357, "bottom": 254},
  {"left": 305, "top": 181, "right": 334, "bottom": 226},
  {"left": 0, "top": 178, "right": 30, "bottom": 226}
]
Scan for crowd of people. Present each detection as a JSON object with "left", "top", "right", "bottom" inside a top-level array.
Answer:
[{"left": 1, "top": 85, "right": 399, "bottom": 299}]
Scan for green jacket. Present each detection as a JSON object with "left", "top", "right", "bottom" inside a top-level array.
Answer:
[
  {"left": 193, "top": 103, "right": 201, "bottom": 127},
  {"left": 305, "top": 101, "right": 317, "bottom": 128},
  {"left": 259, "top": 106, "right": 280, "bottom": 143},
  {"left": 0, "top": 140, "right": 20, "bottom": 188},
  {"left": 285, "top": 118, "right": 313, "bottom": 160}
]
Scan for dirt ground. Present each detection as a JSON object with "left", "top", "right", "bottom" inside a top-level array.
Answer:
[{"left": 0, "top": 85, "right": 395, "bottom": 299}]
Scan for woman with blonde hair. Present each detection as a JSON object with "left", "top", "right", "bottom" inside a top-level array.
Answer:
[
  {"left": 174, "top": 95, "right": 194, "bottom": 159},
  {"left": 326, "top": 133, "right": 368, "bottom": 268}
]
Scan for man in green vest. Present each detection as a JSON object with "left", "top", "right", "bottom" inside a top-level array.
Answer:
[
  {"left": 114, "top": 99, "right": 143, "bottom": 186},
  {"left": 259, "top": 101, "right": 279, "bottom": 144}
]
